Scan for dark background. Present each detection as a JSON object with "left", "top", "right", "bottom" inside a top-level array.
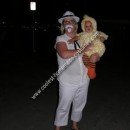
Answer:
[
  {"left": 0, "top": 0, "right": 130, "bottom": 130},
  {"left": 0, "top": 0, "right": 130, "bottom": 57}
]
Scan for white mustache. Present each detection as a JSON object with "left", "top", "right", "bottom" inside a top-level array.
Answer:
[{"left": 65, "top": 25, "right": 73, "bottom": 29}]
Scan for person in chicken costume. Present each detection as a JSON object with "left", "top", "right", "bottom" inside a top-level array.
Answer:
[{"left": 78, "top": 15, "right": 108, "bottom": 79}]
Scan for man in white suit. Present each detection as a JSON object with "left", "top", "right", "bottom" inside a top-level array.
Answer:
[{"left": 54, "top": 11, "right": 94, "bottom": 130}]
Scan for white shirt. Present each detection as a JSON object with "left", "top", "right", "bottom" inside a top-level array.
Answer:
[{"left": 55, "top": 34, "right": 89, "bottom": 87}]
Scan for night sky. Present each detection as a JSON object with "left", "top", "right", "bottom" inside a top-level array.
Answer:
[
  {"left": 0, "top": 0, "right": 130, "bottom": 25},
  {"left": 0, "top": 0, "right": 130, "bottom": 57}
]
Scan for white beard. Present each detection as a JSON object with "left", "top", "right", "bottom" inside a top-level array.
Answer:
[{"left": 65, "top": 25, "right": 73, "bottom": 33}]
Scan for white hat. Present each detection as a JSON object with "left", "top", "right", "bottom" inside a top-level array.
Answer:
[{"left": 58, "top": 11, "right": 80, "bottom": 24}]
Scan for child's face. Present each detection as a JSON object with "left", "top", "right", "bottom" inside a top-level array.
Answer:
[{"left": 84, "top": 21, "right": 93, "bottom": 33}]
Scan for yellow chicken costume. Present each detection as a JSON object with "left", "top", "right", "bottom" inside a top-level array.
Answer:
[{"left": 79, "top": 15, "right": 108, "bottom": 79}]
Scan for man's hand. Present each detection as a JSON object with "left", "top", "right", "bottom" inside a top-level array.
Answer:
[
  {"left": 83, "top": 43, "right": 94, "bottom": 52},
  {"left": 90, "top": 53, "right": 100, "bottom": 63}
]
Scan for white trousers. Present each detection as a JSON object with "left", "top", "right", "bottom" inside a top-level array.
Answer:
[{"left": 54, "top": 81, "right": 90, "bottom": 126}]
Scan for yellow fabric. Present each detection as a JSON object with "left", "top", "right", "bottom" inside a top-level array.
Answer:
[{"left": 79, "top": 15, "right": 108, "bottom": 58}]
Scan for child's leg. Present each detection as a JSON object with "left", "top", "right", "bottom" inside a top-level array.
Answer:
[
  {"left": 87, "top": 62, "right": 96, "bottom": 79},
  {"left": 82, "top": 54, "right": 96, "bottom": 79}
]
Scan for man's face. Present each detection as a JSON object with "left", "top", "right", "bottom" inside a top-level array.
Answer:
[
  {"left": 85, "top": 21, "right": 93, "bottom": 33},
  {"left": 63, "top": 18, "right": 77, "bottom": 33},
  {"left": 63, "top": 18, "right": 76, "bottom": 25}
]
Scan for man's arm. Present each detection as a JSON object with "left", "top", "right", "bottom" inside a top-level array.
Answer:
[
  {"left": 56, "top": 42, "right": 77, "bottom": 59},
  {"left": 56, "top": 42, "right": 93, "bottom": 59}
]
